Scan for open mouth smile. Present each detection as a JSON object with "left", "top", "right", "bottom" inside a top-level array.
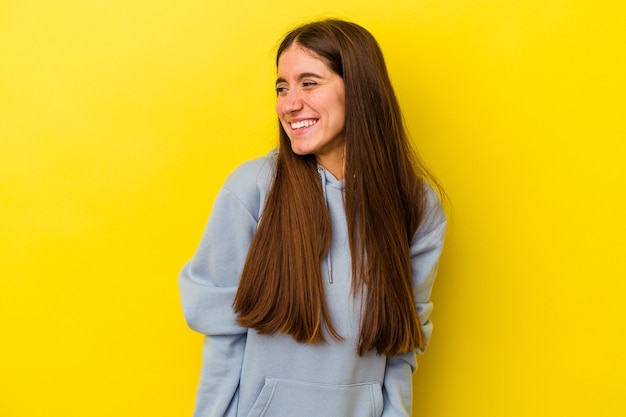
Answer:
[{"left": 290, "top": 119, "right": 318, "bottom": 130}]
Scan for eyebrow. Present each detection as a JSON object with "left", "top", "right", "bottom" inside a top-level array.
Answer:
[{"left": 275, "top": 72, "right": 324, "bottom": 86}]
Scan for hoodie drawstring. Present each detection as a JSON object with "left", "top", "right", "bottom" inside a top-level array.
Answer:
[{"left": 318, "top": 166, "right": 333, "bottom": 284}]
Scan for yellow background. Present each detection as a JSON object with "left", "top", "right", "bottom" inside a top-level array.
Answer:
[{"left": 1, "top": 0, "right": 624, "bottom": 416}]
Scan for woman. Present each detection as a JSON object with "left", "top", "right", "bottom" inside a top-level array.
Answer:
[{"left": 179, "top": 19, "right": 446, "bottom": 417}]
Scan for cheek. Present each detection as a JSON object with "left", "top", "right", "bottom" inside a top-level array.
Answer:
[
  {"left": 280, "top": 121, "right": 289, "bottom": 135},
  {"left": 277, "top": 115, "right": 290, "bottom": 135},
  {"left": 333, "top": 97, "right": 346, "bottom": 127},
  {"left": 336, "top": 92, "right": 346, "bottom": 113}
]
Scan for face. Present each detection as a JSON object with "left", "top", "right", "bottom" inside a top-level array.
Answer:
[{"left": 276, "top": 45, "right": 346, "bottom": 172}]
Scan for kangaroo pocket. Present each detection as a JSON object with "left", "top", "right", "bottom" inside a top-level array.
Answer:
[{"left": 245, "top": 377, "right": 383, "bottom": 417}]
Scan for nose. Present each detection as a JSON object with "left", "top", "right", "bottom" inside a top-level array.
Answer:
[{"left": 278, "top": 88, "right": 303, "bottom": 115}]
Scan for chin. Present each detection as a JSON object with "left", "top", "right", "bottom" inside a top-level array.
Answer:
[
  {"left": 290, "top": 149, "right": 310, "bottom": 157},
  {"left": 289, "top": 143, "right": 314, "bottom": 157}
]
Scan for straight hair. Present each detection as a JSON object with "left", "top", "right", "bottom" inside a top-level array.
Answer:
[{"left": 234, "top": 19, "right": 435, "bottom": 356}]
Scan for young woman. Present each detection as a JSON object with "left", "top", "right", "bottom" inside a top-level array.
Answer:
[{"left": 179, "top": 19, "right": 446, "bottom": 417}]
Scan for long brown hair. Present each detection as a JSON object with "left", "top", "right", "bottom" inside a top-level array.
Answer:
[{"left": 234, "top": 19, "right": 435, "bottom": 356}]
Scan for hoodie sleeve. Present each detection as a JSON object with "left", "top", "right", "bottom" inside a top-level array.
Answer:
[
  {"left": 381, "top": 183, "right": 447, "bottom": 417},
  {"left": 179, "top": 162, "right": 265, "bottom": 417}
]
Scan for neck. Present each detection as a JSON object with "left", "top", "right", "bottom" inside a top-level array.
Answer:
[
  {"left": 319, "top": 162, "right": 344, "bottom": 180},
  {"left": 316, "top": 148, "right": 345, "bottom": 180}
]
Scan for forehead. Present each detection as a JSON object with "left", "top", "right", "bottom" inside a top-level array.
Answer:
[{"left": 277, "top": 45, "right": 332, "bottom": 75}]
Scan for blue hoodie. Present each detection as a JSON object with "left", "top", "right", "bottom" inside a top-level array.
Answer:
[{"left": 179, "top": 154, "right": 446, "bottom": 417}]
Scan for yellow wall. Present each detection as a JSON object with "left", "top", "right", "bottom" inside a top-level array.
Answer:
[{"left": 1, "top": 1, "right": 624, "bottom": 416}]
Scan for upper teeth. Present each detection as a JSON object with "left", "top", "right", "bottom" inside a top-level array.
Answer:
[{"left": 291, "top": 119, "right": 317, "bottom": 130}]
